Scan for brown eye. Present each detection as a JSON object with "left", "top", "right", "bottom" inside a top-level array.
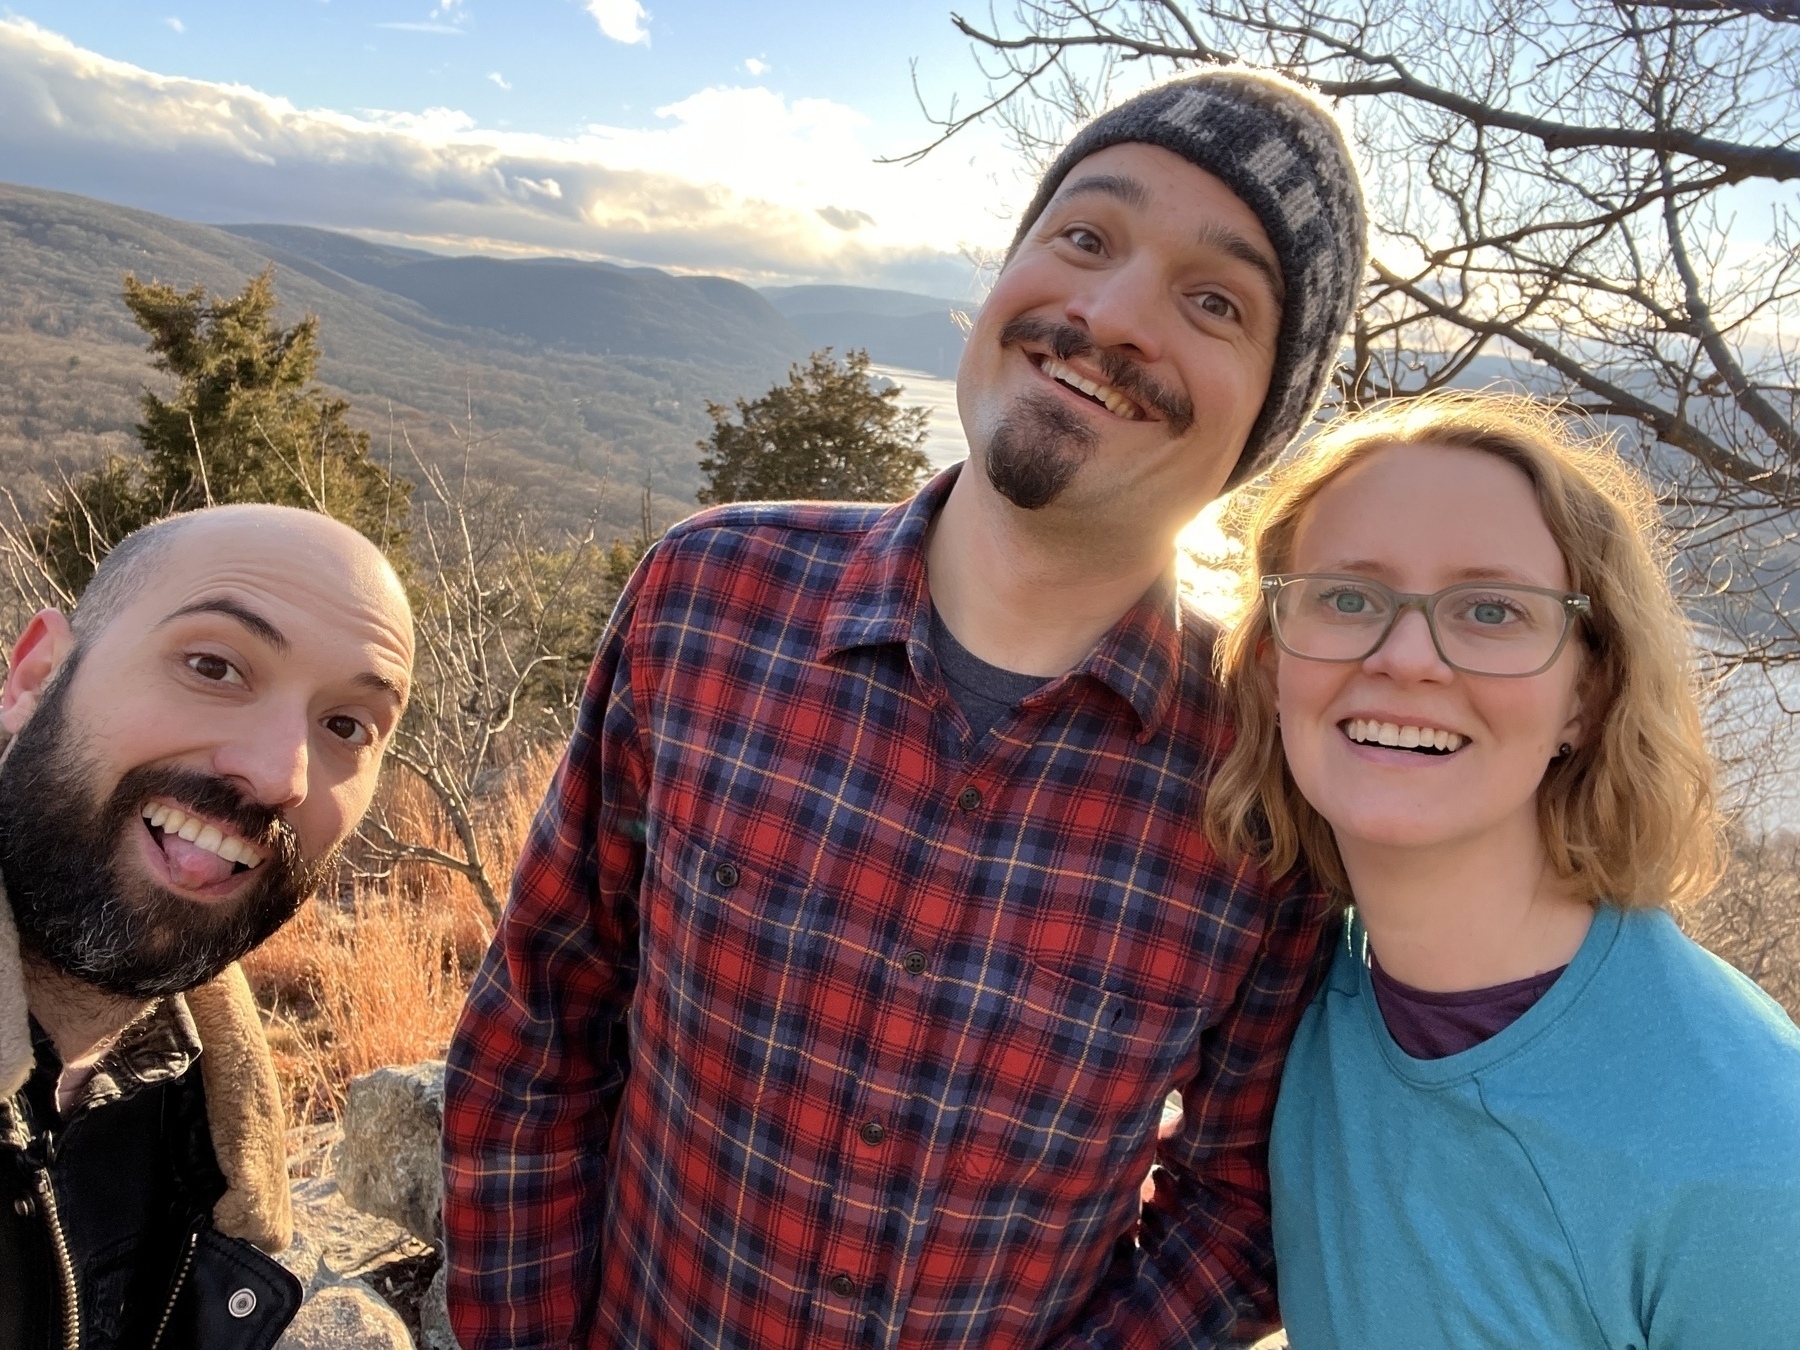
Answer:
[
  {"left": 187, "top": 653, "right": 243, "bottom": 685},
  {"left": 1196, "top": 292, "right": 1238, "bottom": 320},
  {"left": 1065, "top": 227, "right": 1104, "bottom": 254},
  {"left": 324, "top": 715, "right": 371, "bottom": 747}
]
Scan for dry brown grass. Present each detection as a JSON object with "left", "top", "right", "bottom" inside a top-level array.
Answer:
[{"left": 244, "top": 744, "right": 559, "bottom": 1126}]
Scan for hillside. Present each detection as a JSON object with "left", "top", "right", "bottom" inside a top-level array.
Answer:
[
  {"left": 225, "top": 225, "right": 804, "bottom": 369},
  {"left": 763, "top": 284, "right": 973, "bottom": 379},
  {"left": 0, "top": 184, "right": 831, "bottom": 535}
]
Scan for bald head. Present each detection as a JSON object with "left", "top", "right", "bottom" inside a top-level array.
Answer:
[{"left": 71, "top": 506, "right": 412, "bottom": 668}]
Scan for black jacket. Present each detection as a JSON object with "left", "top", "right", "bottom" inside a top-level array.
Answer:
[{"left": 0, "top": 1016, "right": 300, "bottom": 1350}]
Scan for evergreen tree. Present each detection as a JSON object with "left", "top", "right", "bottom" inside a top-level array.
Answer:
[
  {"left": 696, "top": 349, "right": 931, "bottom": 506},
  {"left": 37, "top": 267, "right": 411, "bottom": 596}
]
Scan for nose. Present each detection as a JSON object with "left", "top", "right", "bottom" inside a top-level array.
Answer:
[
  {"left": 212, "top": 704, "right": 310, "bottom": 812},
  {"left": 1362, "top": 607, "right": 1453, "bottom": 682},
  {"left": 1063, "top": 255, "right": 1164, "bottom": 364}
]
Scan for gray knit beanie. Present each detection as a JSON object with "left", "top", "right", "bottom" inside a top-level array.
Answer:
[{"left": 1012, "top": 68, "right": 1367, "bottom": 489}]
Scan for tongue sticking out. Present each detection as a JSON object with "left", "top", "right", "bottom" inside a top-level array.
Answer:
[{"left": 159, "top": 832, "right": 240, "bottom": 889}]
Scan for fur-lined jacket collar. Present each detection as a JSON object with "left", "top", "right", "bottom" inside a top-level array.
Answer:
[{"left": 0, "top": 885, "right": 292, "bottom": 1253}]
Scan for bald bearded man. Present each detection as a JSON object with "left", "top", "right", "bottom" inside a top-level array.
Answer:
[{"left": 0, "top": 505, "right": 414, "bottom": 1350}]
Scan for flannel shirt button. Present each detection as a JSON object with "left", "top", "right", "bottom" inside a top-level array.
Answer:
[
  {"left": 956, "top": 785, "right": 982, "bottom": 812},
  {"left": 828, "top": 1273, "right": 857, "bottom": 1299},
  {"left": 859, "top": 1119, "right": 887, "bottom": 1146},
  {"left": 713, "top": 862, "right": 740, "bottom": 889},
  {"left": 901, "top": 949, "right": 928, "bottom": 976}
]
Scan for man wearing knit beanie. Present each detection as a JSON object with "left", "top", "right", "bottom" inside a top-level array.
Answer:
[{"left": 446, "top": 67, "right": 1365, "bottom": 1350}]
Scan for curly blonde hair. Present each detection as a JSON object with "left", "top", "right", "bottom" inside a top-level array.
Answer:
[{"left": 1202, "top": 393, "right": 1722, "bottom": 909}]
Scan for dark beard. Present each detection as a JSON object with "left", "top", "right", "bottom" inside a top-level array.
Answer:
[
  {"left": 982, "top": 316, "right": 1195, "bottom": 512},
  {"left": 984, "top": 390, "right": 1099, "bottom": 510},
  {"left": 0, "top": 657, "right": 330, "bottom": 997}
]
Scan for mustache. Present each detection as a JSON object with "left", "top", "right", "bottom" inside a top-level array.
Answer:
[
  {"left": 117, "top": 763, "right": 299, "bottom": 863},
  {"left": 998, "top": 317, "right": 1195, "bottom": 433}
]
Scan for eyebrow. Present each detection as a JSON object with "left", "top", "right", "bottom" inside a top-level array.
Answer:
[
  {"left": 1320, "top": 561, "right": 1550, "bottom": 587},
  {"left": 1197, "top": 221, "right": 1285, "bottom": 305},
  {"left": 353, "top": 670, "right": 407, "bottom": 706},
  {"left": 1051, "top": 172, "right": 1151, "bottom": 211},
  {"left": 160, "top": 597, "right": 289, "bottom": 651}
]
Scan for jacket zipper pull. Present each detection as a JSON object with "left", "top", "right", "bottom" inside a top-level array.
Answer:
[{"left": 22, "top": 1130, "right": 82, "bottom": 1350}]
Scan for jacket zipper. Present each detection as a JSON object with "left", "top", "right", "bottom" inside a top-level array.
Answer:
[
  {"left": 24, "top": 1140, "right": 82, "bottom": 1350},
  {"left": 146, "top": 1228, "right": 199, "bottom": 1350}
]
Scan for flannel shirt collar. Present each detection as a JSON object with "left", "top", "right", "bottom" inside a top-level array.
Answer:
[{"left": 820, "top": 464, "right": 1185, "bottom": 742}]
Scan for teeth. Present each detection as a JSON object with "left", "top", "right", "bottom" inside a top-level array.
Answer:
[
  {"left": 140, "top": 800, "right": 265, "bottom": 868},
  {"left": 1042, "top": 357, "right": 1141, "bottom": 420},
  {"left": 1344, "top": 720, "right": 1466, "bottom": 753}
]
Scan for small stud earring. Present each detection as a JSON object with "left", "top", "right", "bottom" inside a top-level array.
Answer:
[{"left": 1558, "top": 742, "right": 1574, "bottom": 758}]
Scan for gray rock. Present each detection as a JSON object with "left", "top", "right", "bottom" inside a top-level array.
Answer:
[
  {"left": 275, "top": 1215, "right": 325, "bottom": 1292},
  {"left": 288, "top": 1175, "right": 440, "bottom": 1339},
  {"left": 276, "top": 1282, "right": 413, "bottom": 1350},
  {"left": 417, "top": 1265, "right": 461, "bottom": 1350},
  {"left": 290, "top": 1176, "right": 434, "bottom": 1291},
  {"left": 334, "top": 1061, "right": 445, "bottom": 1245}
]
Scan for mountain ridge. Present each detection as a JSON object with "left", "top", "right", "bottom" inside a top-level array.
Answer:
[{"left": 0, "top": 185, "right": 962, "bottom": 536}]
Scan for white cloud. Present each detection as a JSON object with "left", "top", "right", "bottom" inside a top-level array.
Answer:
[
  {"left": 163, "top": 16, "right": 185, "bottom": 33},
  {"left": 0, "top": 18, "right": 1018, "bottom": 290},
  {"left": 744, "top": 57, "right": 768, "bottom": 77},
  {"left": 376, "top": 21, "right": 465, "bottom": 34},
  {"left": 583, "top": 0, "right": 648, "bottom": 45},
  {"left": 487, "top": 71, "right": 511, "bottom": 89}
]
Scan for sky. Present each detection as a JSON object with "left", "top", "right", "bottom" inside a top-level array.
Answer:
[{"left": 0, "top": 1, "right": 1051, "bottom": 295}]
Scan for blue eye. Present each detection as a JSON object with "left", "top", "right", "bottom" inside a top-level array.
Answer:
[
  {"left": 1332, "top": 592, "right": 1368, "bottom": 614},
  {"left": 1472, "top": 602, "right": 1510, "bottom": 625}
]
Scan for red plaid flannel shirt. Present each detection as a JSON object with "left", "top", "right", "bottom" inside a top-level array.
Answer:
[{"left": 442, "top": 468, "right": 1338, "bottom": 1349}]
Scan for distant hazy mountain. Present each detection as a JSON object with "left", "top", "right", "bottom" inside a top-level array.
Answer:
[
  {"left": 0, "top": 186, "right": 844, "bottom": 534},
  {"left": 763, "top": 284, "right": 976, "bottom": 379},
  {"left": 227, "top": 224, "right": 807, "bottom": 368}
]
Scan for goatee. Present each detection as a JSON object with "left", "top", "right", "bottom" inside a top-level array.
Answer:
[
  {"left": 982, "top": 316, "right": 1194, "bottom": 511},
  {"left": 0, "top": 656, "right": 331, "bottom": 998},
  {"left": 984, "top": 390, "right": 1098, "bottom": 511}
]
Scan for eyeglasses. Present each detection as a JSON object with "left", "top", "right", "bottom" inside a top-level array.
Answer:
[{"left": 1260, "top": 573, "right": 1591, "bottom": 678}]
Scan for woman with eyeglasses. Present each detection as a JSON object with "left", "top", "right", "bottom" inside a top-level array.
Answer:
[{"left": 1203, "top": 395, "right": 1800, "bottom": 1347}]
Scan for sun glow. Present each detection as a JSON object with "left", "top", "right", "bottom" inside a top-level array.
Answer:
[{"left": 1177, "top": 497, "right": 1246, "bottom": 625}]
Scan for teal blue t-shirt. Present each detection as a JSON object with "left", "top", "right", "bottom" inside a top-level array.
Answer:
[{"left": 1271, "top": 905, "right": 1800, "bottom": 1349}]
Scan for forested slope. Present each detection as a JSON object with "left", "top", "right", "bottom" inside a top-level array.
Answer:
[{"left": 0, "top": 184, "right": 813, "bottom": 534}]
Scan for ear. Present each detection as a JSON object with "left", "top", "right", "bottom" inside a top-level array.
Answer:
[
  {"left": 1, "top": 610, "right": 74, "bottom": 736},
  {"left": 1555, "top": 657, "right": 1595, "bottom": 756}
]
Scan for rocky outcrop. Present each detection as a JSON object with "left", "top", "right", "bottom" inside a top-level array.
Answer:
[
  {"left": 277, "top": 1285, "right": 413, "bottom": 1350},
  {"left": 334, "top": 1062, "right": 445, "bottom": 1246},
  {"left": 284, "top": 1160, "right": 443, "bottom": 1347},
  {"left": 282, "top": 1060, "right": 456, "bottom": 1349}
]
